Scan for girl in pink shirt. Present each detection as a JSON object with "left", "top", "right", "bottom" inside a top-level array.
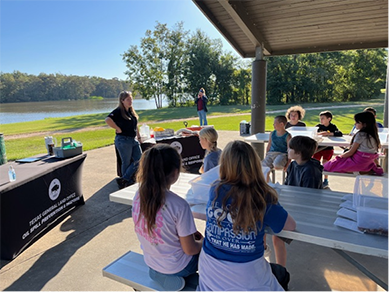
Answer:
[
  {"left": 324, "top": 111, "right": 383, "bottom": 175},
  {"left": 133, "top": 144, "right": 204, "bottom": 290}
]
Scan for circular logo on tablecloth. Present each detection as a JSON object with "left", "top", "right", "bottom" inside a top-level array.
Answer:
[
  {"left": 48, "top": 178, "right": 61, "bottom": 200},
  {"left": 170, "top": 141, "right": 183, "bottom": 154}
]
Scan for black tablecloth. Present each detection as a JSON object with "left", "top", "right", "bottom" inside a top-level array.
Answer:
[
  {"left": 0, "top": 153, "right": 87, "bottom": 260},
  {"left": 116, "top": 135, "right": 205, "bottom": 176}
]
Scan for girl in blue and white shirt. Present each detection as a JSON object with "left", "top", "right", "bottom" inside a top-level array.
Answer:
[{"left": 198, "top": 140, "right": 296, "bottom": 291}]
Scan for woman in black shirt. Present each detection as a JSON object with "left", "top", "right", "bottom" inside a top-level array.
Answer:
[{"left": 105, "top": 91, "right": 142, "bottom": 188}]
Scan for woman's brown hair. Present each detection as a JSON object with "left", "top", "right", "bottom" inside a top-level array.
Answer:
[{"left": 118, "top": 91, "right": 139, "bottom": 120}]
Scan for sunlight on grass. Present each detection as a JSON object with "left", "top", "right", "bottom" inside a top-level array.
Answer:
[
  {"left": 2, "top": 101, "right": 385, "bottom": 161},
  {"left": 5, "top": 130, "right": 115, "bottom": 161}
]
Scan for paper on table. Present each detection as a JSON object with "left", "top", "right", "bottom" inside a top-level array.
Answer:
[
  {"left": 190, "top": 204, "right": 206, "bottom": 220},
  {"left": 334, "top": 217, "right": 364, "bottom": 234},
  {"left": 337, "top": 207, "right": 357, "bottom": 221},
  {"left": 186, "top": 188, "right": 203, "bottom": 205},
  {"left": 341, "top": 194, "right": 353, "bottom": 202},
  {"left": 340, "top": 200, "right": 356, "bottom": 211}
]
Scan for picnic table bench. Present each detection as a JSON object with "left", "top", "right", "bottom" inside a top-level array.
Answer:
[{"left": 103, "top": 250, "right": 198, "bottom": 291}]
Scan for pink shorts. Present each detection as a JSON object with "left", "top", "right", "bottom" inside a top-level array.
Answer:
[{"left": 313, "top": 149, "right": 334, "bottom": 161}]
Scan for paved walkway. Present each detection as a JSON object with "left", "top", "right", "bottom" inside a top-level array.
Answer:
[{"left": 0, "top": 131, "right": 387, "bottom": 291}]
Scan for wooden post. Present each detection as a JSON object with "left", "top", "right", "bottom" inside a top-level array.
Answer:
[{"left": 251, "top": 46, "right": 267, "bottom": 160}]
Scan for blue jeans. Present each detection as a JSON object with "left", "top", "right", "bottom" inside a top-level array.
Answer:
[
  {"left": 197, "top": 110, "right": 207, "bottom": 126},
  {"left": 115, "top": 135, "right": 142, "bottom": 182},
  {"left": 149, "top": 254, "right": 199, "bottom": 278}
]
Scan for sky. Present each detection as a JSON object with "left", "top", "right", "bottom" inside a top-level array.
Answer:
[{"left": 0, "top": 0, "right": 240, "bottom": 80}]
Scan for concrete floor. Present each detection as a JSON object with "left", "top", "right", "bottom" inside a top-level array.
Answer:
[{"left": 0, "top": 130, "right": 387, "bottom": 291}]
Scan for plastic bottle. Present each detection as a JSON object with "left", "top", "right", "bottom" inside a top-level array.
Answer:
[
  {"left": 8, "top": 165, "right": 16, "bottom": 182},
  {"left": 140, "top": 124, "right": 150, "bottom": 139}
]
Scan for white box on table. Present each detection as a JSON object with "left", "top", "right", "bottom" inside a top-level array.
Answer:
[
  {"left": 188, "top": 165, "right": 220, "bottom": 203},
  {"left": 352, "top": 176, "right": 388, "bottom": 234},
  {"left": 287, "top": 126, "right": 319, "bottom": 139}
]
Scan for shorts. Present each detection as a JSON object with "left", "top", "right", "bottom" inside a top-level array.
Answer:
[
  {"left": 262, "top": 152, "right": 288, "bottom": 169},
  {"left": 313, "top": 149, "right": 334, "bottom": 161}
]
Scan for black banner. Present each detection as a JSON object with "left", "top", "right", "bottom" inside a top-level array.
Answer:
[
  {"left": 116, "top": 136, "right": 205, "bottom": 176},
  {"left": 0, "top": 155, "right": 86, "bottom": 260},
  {"left": 156, "top": 135, "right": 205, "bottom": 172}
]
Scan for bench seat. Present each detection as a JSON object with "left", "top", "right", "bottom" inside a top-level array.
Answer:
[
  {"left": 323, "top": 171, "right": 361, "bottom": 178},
  {"left": 323, "top": 171, "right": 387, "bottom": 179},
  {"left": 103, "top": 250, "right": 198, "bottom": 291}
]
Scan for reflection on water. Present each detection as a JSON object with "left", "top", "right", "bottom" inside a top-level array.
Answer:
[{"left": 0, "top": 98, "right": 166, "bottom": 124}]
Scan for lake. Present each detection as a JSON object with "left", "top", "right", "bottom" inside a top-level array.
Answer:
[{"left": 0, "top": 98, "right": 167, "bottom": 124}]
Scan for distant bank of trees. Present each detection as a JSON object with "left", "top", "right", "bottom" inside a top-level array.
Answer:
[
  {"left": 1, "top": 22, "right": 387, "bottom": 106},
  {"left": 0, "top": 72, "right": 130, "bottom": 103}
]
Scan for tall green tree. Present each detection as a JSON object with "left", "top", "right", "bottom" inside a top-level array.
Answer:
[
  {"left": 232, "top": 63, "right": 251, "bottom": 105},
  {"left": 266, "top": 55, "right": 299, "bottom": 104},
  {"left": 333, "top": 49, "right": 387, "bottom": 101},
  {"left": 213, "top": 53, "right": 237, "bottom": 105},
  {"left": 122, "top": 22, "right": 169, "bottom": 108},
  {"left": 165, "top": 22, "right": 188, "bottom": 107},
  {"left": 184, "top": 30, "right": 220, "bottom": 103}
]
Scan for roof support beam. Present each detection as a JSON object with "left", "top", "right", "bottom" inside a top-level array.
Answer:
[
  {"left": 269, "top": 41, "right": 389, "bottom": 56},
  {"left": 218, "top": 0, "right": 271, "bottom": 55}
]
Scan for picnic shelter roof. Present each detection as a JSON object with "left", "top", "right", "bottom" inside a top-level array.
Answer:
[{"left": 192, "top": 0, "right": 388, "bottom": 57}]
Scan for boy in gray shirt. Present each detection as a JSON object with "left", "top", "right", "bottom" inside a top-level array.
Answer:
[{"left": 285, "top": 136, "right": 323, "bottom": 189}]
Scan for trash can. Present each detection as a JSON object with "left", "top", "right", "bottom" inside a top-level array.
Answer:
[
  {"left": 0, "top": 133, "right": 7, "bottom": 165},
  {"left": 240, "top": 121, "right": 251, "bottom": 135}
]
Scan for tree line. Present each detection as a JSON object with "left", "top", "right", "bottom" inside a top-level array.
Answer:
[
  {"left": 0, "top": 72, "right": 130, "bottom": 103},
  {"left": 1, "top": 21, "right": 387, "bottom": 106},
  {"left": 124, "top": 22, "right": 387, "bottom": 108}
]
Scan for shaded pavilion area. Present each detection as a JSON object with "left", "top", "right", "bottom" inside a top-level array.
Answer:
[{"left": 193, "top": 0, "right": 388, "bottom": 157}]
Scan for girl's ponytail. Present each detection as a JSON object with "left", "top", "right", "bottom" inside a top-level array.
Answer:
[{"left": 136, "top": 144, "right": 181, "bottom": 235}]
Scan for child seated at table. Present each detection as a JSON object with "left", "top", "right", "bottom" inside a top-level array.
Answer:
[
  {"left": 285, "top": 136, "right": 323, "bottom": 189},
  {"left": 313, "top": 111, "right": 343, "bottom": 189},
  {"left": 198, "top": 140, "right": 296, "bottom": 291},
  {"left": 324, "top": 111, "right": 383, "bottom": 176},
  {"left": 262, "top": 115, "right": 291, "bottom": 181},
  {"left": 132, "top": 144, "right": 204, "bottom": 291},
  {"left": 350, "top": 106, "right": 384, "bottom": 135},
  {"left": 285, "top": 105, "right": 306, "bottom": 129},
  {"left": 198, "top": 127, "right": 222, "bottom": 174},
  {"left": 270, "top": 136, "right": 324, "bottom": 268}
]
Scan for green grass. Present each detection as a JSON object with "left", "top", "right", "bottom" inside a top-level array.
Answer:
[
  {"left": 1, "top": 99, "right": 385, "bottom": 161},
  {"left": 4, "top": 129, "right": 116, "bottom": 160}
]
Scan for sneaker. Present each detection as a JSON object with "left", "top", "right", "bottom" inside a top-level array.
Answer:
[
  {"left": 323, "top": 179, "right": 329, "bottom": 189},
  {"left": 115, "top": 177, "right": 126, "bottom": 189},
  {"left": 116, "top": 178, "right": 135, "bottom": 189},
  {"left": 149, "top": 269, "right": 185, "bottom": 291}
]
